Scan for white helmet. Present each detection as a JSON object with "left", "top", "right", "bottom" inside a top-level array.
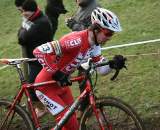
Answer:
[{"left": 91, "top": 7, "right": 122, "bottom": 32}]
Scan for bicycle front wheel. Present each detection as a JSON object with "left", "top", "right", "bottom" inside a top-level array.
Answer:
[
  {"left": 0, "top": 99, "right": 35, "bottom": 130},
  {"left": 79, "top": 97, "right": 144, "bottom": 130}
]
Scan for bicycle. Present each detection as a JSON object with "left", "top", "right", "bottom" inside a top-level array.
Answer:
[{"left": 0, "top": 58, "right": 145, "bottom": 130}]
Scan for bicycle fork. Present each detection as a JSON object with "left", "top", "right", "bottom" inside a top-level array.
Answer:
[
  {"left": 90, "top": 94, "right": 112, "bottom": 130},
  {"left": 89, "top": 93, "right": 105, "bottom": 130}
]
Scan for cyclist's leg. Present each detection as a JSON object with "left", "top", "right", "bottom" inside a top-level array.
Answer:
[
  {"left": 35, "top": 69, "right": 79, "bottom": 130},
  {"left": 34, "top": 68, "right": 65, "bottom": 115},
  {"left": 36, "top": 87, "right": 79, "bottom": 130},
  {"left": 58, "top": 87, "right": 79, "bottom": 130}
]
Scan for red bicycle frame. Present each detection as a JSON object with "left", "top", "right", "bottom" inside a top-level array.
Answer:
[{"left": 0, "top": 58, "right": 109, "bottom": 130}]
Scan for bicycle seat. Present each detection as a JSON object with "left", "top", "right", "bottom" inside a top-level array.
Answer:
[{"left": 0, "top": 58, "right": 37, "bottom": 65}]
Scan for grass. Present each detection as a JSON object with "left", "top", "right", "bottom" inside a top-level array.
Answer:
[{"left": 0, "top": 0, "right": 160, "bottom": 127}]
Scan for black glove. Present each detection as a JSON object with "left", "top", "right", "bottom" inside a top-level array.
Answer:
[
  {"left": 52, "top": 70, "right": 72, "bottom": 87},
  {"left": 66, "top": 18, "right": 77, "bottom": 28},
  {"left": 109, "top": 55, "right": 127, "bottom": 70}
]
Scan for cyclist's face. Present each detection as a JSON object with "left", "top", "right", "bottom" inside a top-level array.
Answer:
[{"left": 96, "top": 28, "right": 114, "bottom": 44}]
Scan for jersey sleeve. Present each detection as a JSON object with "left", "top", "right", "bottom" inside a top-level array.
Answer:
[
  {"left": 90, "top": 45, "right": 102, "bottom": 63},
  {"left": 91, "top": 45, "right": 112, "bottom": 75},
  {"left": 33, "top": 41, "right": 62, "bottom": 73}
]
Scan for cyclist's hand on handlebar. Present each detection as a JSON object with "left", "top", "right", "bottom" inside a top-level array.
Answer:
[
  {"left": 52, "top": 70, "right": 72, "bottom": 87},
  {"left": 108, "top": 55, "right": 127, "bottom": 70}
]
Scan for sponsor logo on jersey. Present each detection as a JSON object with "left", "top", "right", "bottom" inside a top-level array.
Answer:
[
  {"left": 63, "top": 53, "right": 88, "bottom": 73},
  {"left": 65, "top": 37, "right": 81, "bottom": 48},
  {"left": 35, "top": 55, "right": 53, "bottom": 72},
  {"left": 36, "top": 90, "right": 64, "bottom": 116},
  {"left": 63, "top": 46, "right": 101, "bottom": 73},
  {"left": 63, "top": 52, "right": 83, "bottom": 73}
]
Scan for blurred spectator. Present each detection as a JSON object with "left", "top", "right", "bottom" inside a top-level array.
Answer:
[
  {"left": 15, "top": 0, "right": 53, "bottom": 102},
  {"left": 66, "top": 0, "right": 99, "bottom": 31},
  {"left": 45, "top": 0, "right": 67, "bottom": 37}
]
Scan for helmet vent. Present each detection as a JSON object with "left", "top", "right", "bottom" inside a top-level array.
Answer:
[
  {"left": 108, "top": 19, "right": 112, "bottom": 24},
  {"left": 102, "top": 19, "right": 109, "bottom": 27},
  {"left": 107, "top": 12, "right": 113, "bottom": 19},
  {"left": 112, "top": 25, "right": 116, "bottom": 29},
  {"left": 102, "top": 13, "right": 108, "bottom": 20},
  {"left": 93, "top": 11, "right": 96, "bottom": 16},
  {"left": 97, "top": 8, "right": 101, "bottom": 13},
  {"left": 97, "top": 14, "right": 101, "bottom": 21},
  {"left": 115, "top": 18, "right": 118, "bottom": 25}
]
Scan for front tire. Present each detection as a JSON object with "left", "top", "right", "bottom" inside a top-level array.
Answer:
[{"left": 79, "top": 97, "right": 145, "bottom": 130}]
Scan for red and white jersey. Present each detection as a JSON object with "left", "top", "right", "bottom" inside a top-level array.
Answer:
[{"left": 33, "top": 29, "right": 109, "bottom": 74}]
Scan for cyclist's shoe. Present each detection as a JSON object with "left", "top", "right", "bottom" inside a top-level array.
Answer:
[
  {"left": 21, "top": 103, "right": 27, "bottom": 109},
  {"left": 35, "top": 107, "right": 48, "bottom": 118},
  {"left": 33, "top": 101, "right": 48, "bottom": 118}
]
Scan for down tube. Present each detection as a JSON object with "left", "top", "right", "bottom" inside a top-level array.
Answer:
[{"left": 54, "top": 89, "right": 88, "bottom": 130}]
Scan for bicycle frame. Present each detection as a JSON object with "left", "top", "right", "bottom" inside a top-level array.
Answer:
[
  {"left": 0, "top": 59, "right": 108, "bottom": 130},
  {"left": 1, "top": 58, "right": 144, "bottom": 130}
]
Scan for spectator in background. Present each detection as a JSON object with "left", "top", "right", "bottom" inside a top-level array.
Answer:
[
  {"left": 45, "top": 0, "right": 67, "bottom": 37},
  {"left": 15, "top": 0, "right": 67, "bottom": 39},
  {"left": 65, "top": 0, "right": 100, "bottom": 119},
  {"left": 15, "top": 0, "right": 53, "bottom": 116},
  {"left": 15, "top": 0, "right": 29, "bottom": 82},
  {"left": 66, "top": 0, "right": 99, "bottom": 31}
]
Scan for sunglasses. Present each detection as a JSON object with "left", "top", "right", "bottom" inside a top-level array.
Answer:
[{"left": 100, "top": 28, "right": 114, "bottom": 37}]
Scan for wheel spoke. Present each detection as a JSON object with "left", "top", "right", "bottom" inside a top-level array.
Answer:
[{"left": 80, "top": 98, "right": 144, "bottom": 130}]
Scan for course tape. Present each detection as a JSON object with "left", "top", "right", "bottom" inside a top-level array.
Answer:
[
  {"left": 101, "top": 38, "right": 160, "bottom": 50},
  {"left": 0, "top": 38, "right": 160, "bottom": 70},
  {"left": 0, "top": 65, "right": 8, "bottom": 70}
]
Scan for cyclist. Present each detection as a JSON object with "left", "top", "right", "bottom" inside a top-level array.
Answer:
[
  {"left": 65, "top": 0, "right": 100, "bottom": 119},
  {"left": 33, "top": 7, "right": 125, "bottom": 130}
]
